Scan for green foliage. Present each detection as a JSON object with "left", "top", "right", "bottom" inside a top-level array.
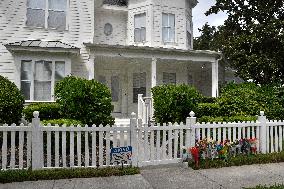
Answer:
[
  {"left": 218, "top": 83, "right": 284, "bottom": 120},
  {"left": 41, "top": 119, "right": 83, "bottom": 126},
  {"left": 0, "top": 75, "right": 24, "bottom": 124},
  {"left": 0, "top": 167, "right": 140, "bottom": 184},
  {"left": 196, "top": 103, "right": 220, "bottom": 118},
  {"left": 23, "top": 103, "right": 61, "bottom": 122},
  {"left": 55, "top": 76, "right": 114, "bottom": 126},
  {"left": 206, "top": 0, "right": 284, "bottom": 84},
  {"left": 198, "top": 115, "right": 257, "bottom": 123},
  {"left": 189, "top": 151, "right": 284, "bottom": 170},
  {"left": 152, "top": 84, "right": 202, "bottom": 123}
]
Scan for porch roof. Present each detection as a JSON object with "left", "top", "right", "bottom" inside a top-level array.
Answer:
[
  {"left": 84, "top": 43, "right": 221, "bottom": 62},
  {"left": 5, "top": 40, "right": 80, "bottom": 54}
]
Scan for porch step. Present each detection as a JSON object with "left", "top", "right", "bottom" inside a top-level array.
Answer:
[{"left": 115, "top": 118, "right": 130, "bottom": 126}]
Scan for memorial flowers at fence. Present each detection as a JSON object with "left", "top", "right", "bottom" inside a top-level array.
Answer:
[{"left": 186, "top": 138, "right": 258, "bottom": 166}]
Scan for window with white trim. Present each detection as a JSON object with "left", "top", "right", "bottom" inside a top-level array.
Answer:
[
  {"left": 163, "top": 72, "right": 176, "bottom": 85},
  {"left": 26, "top": 0, "right": 67, "bottom": 30},
  {"left": 162, "top": 13, "right": 175, "bottom": 43},
  {"left": 134, "top": 13, "right": 146, "bottom": 43},
  {"left": 21, "top": 60, "right": 65, "bottom": 101},
  {"left": 133, "top": 72, "right": 146, "bottom": 103}
]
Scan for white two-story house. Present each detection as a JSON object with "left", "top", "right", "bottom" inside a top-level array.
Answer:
[{"left": 0, "top": 0, "right": 222, "bottom": 118}]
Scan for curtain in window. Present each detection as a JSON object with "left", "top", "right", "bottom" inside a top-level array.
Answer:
[
  {"left": 21, "top": 61, "right": 32, "bottom": 100},
  {"left": 55, "top": 61, "right": 65, "bottom": 82},
  {"left": 48, "top": 0, "right": 66, "bottom": 30},
  {"left": 26, "top": 0, "right": 45, "bottom": 27},
  {"left": 34, "top": 61, "right": 52, "bottom": 101}
]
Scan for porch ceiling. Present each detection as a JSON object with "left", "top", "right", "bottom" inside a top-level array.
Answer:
[{"left": 85, "top": 43, "right": 221, "bottom": 63}]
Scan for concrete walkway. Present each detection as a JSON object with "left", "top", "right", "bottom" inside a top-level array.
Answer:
[{"left": 0, "top": 163, "right": 284, "bottom": 189}]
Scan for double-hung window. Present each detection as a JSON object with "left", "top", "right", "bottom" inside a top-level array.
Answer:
[
  {"left": 26, "top": 0, "right": 67, "bottom": 30},
  {"left": 133, "top": 72, "right": 146, "bottom": 103},
  {"left": 134, "top": 13, "right": 146, "bottom": 43},
  {"left": 21, "top": 60, "right": 65, "bottom": 101},
  {"left": 162, "top": 13, "right": 175, "bottom": 43}
]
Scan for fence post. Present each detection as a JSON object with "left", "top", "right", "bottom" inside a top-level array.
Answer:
[
  {"left": 137, "top": 94, "right": 143, "bottom": 120},
  {"left": 130, "top": 112, "right": 138, "bottom": 167},
  {"left": 186, "top": 111, "right": 196, "bottom": 148},
  {"left": 32, "top": 111, "right": 43, "bottom": 170},
  {"left": 258, "top": 111, "right": 267, "bottom": 154}
]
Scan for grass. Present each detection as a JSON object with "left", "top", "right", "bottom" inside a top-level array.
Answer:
[
  {"left": 188, "top": 151, "right": 284, "bottom": 170},
  {"left": 244, "top": 184, "right": 284, "bottom": 189},
  {"left": 0, "top": 166, "right": 140, "bottom": 184}
]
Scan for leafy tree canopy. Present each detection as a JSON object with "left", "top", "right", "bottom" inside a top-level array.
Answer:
[{"left": 205, "top": 0, "right": 284, "bottom": 84}]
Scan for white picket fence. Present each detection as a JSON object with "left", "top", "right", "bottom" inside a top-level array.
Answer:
[{"left": 0, "top": 111, "right": 283, "bottom": 170}]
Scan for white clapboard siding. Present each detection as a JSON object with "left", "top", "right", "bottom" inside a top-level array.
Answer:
[{"left": 0, "top": 0, "right": 94, "bottom": 81}]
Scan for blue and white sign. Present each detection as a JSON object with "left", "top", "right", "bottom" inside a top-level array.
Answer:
[{"left": 110, "top": 146, "right": 132, "bottom": 164}]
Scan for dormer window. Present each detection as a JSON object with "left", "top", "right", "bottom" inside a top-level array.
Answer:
[
  {"left": 134, "top": 13, "right": 146, "bottom": 43},
  {"left": 26, "top": 0, "right": 67, "bottom": 30},
  {"left": 162, "top": 13, "right": 175, "bottom": 43}
]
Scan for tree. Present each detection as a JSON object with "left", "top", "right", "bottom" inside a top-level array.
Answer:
[
  {"left": 206, "top": 0, "right": 284, "bottom": 84},
  {"left": 194, "top": 23, "right": 217, "bottom": 50}
]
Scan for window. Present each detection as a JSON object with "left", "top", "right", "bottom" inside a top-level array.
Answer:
[
  {"left": 187, "top": 31, "right": 192, "bottom": 48},
  {"left": 134, "top": 13, "right": 146, "bottom": 43},
  {"left": 163, "top": 72, "right": 176, "bottom": 85},
  {"left": 26, "top": 0, "right": 67, "bottom": 30},
  {"left": 133, "top": 72, "right": 146, "bottom": 103},
  {"left": 162, "top": 13, "right": 175, "bottom": 43},
  {"left": 21, "top": 60, "right": 66, "bottom": 101}
]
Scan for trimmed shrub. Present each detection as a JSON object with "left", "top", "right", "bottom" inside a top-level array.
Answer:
[
  {"left": 23, "top": 103, "right": 61, "bottom": 122},
  {"left": 55, "top": 76, "right": 114, "bottom": 126},
  {"left": 198, "top": 115, "right": 257, "bottom": 123},
  {"left": 196, "top": 103, "right": 220, "bottom": 118},
  {"left": 41, "top": 119, "right": 83, "bottom": 126},
  {"left": 0, "top": 76, "right": 24, "bottom": 124},
  {"left": 152, "top": 84, "right": 202, "bottom": 123}
]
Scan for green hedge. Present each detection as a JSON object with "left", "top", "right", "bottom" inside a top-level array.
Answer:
[
  {"left": 0, "top": 167, "right": 140, "bottom": 183},
  {"left": 196, "top": 103, "right": 220, "bottom": 118},
  {"left": 0, "top": 75, "right": 25, "bottom": 124},
  {"left": 198, "top": 115, "right": 257, "bottom": 123},
  {"left": 41, "top": 119, "right": 83, "bottom": 126},
  {"left": 152, "top": 84, "right": 202, "bottom": 123},
  {"left": 188, "top": 151, "right": 284, "bottom": 170},
  {"left": 23, "top": 103, "right": 61, "bottom": 122},
  {"left": 55, "top": 76, "right": 114, "bottom": 126}
]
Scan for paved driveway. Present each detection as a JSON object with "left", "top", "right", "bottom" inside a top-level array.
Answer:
[{"left": 0, "top": 163, "right": 283, "bottom": 189}]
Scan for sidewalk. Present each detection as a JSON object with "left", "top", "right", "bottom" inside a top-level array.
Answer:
[{"left": 0, "top": 163, "right": 283, "bottom": 189}]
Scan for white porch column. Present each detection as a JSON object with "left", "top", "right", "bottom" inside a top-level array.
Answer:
[
  {"left": 151, "top": 57, "right": 157, "bottom": 88},
  {"left": 88, "top": 54, "right": 95, "bottom": 80},
  {"left": 211, "top": 60, "right": 219, "bottom": 97}
]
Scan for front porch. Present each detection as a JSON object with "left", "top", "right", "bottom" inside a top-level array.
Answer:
[{"left": 85, "top": 44, "right": 221, "bottom": 118}]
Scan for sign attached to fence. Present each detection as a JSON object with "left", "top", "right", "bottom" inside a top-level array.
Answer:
[{"left": 110, "top": 146, "right": 132, "bottom": 165}]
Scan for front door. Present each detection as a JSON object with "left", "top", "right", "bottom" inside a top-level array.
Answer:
[{"left": 98, "top": 70, "right": 122, "bottom": 113}]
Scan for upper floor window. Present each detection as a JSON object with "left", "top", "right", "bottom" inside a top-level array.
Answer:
[
  {"left": 21, "top": 60, "right": 65, "bottom": 101},
  {"left": 26, "top": 0, "right": 67, "bottom": 30},
  {"left": 134, "top": 13, "right": 146, "bottom": 43},
  {"left": 162, "top": 13, "right": 175, "bottom": 43}
]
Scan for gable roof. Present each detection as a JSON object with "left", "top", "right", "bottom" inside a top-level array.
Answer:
[{"left": 5, "top": 40, "right": 80, "bottom": 54}]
